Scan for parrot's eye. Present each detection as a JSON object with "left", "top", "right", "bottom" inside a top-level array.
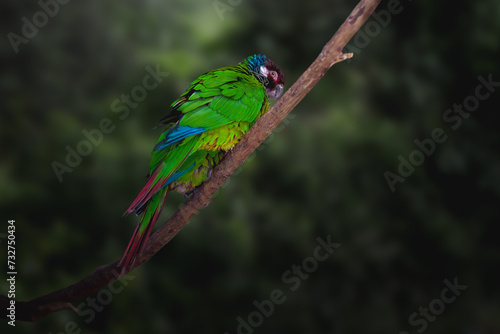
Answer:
[{"left": 269, "top": 70, "right": 278, "bottom": 79}]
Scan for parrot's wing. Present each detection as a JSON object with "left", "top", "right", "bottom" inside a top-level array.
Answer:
[{"left": 152, "top": 67, "right": 266, "bottom": 153}]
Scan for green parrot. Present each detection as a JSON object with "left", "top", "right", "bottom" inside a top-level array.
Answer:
[{"left": 119, "top": 54, "right": 285, "bottom": 272}]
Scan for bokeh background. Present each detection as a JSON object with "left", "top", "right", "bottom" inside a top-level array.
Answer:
[{"left": 1, "top": 0, "right": 500, "bottom": 333}]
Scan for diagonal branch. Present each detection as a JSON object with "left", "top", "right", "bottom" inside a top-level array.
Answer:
[{"left": 1, "top": 0, "right": 381, "bottom": 322}]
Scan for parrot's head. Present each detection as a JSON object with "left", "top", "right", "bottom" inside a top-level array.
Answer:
[{"left": 245, "top": 54, "right": 285, "bottom": 99}]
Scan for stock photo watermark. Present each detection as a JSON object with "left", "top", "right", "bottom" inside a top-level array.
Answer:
[
  {"left": 384, "top": 74, "right": 499, "bottom": 192},
  {"left": 399, "top": 277, "right": 467, "bottom": 334},
  {"left": 212, "top": 0, "right": 244, "bottom": 21},
  {"left": 7, "top": 0, "right": 72, "bottom": 54},
  {"left": 224, "top": 235, "right": 340, "bottom": 334},
  {"left": 6, "top": 220, "right": 17, "bottom": 326},
  {"left": 51, "top": 65, "right": 170, "bottom": 183},
  {"left": 47, "top": 270, "right": 135, "bottom": 334}
]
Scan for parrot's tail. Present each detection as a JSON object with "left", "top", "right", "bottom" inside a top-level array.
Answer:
[{"left": 118, "top": 187, "right": 169, "bottom": 275}]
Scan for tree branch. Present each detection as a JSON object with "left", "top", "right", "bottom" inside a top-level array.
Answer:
[{"left": 2, "top": 0, "right": 381, "bottom": 322}]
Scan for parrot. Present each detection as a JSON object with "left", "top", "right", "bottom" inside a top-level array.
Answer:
[{"left": 118, "top": 54, "right": 285, "bottom": 273}]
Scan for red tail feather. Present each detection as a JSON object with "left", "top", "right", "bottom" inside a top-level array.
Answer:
[
  {"left": 118, "top": 188, "right": 169, "bottom": 275},
  {"left": 123, "top": 166, "right": 162, "bottom": 216}
]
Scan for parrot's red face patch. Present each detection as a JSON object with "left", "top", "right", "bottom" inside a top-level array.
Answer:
[{"left": 260, "top": 59, "right": 285, "bottom": 99}]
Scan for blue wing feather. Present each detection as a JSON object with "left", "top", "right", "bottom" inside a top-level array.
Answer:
[{"left": 154, "top": 125, "right": 206, "bottom": 151}]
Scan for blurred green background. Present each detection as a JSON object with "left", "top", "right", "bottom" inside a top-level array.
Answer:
[{"left": 1, "top": 0, "right": 499, "bottom": 333}]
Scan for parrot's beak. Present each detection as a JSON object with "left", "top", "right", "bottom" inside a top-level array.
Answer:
[{"left": 269, "top": 84, "right": 284, "bottom": 99}]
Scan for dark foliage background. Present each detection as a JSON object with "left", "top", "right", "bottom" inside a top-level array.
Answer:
[{"left": 1, "top": 0, "right": 499, "bottom": 333}]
